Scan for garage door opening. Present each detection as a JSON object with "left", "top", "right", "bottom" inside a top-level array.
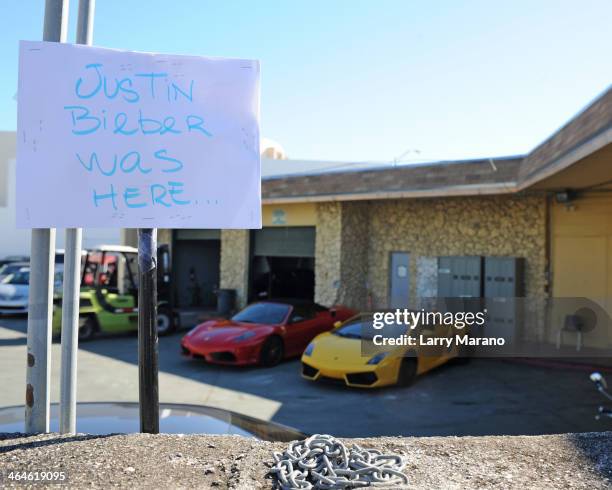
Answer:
[
  {"left": 249, "top": 227, "right": 315, "bottom": 302},
  {"left": 172, "top": 229, "right": 220, "bottom": 309}
]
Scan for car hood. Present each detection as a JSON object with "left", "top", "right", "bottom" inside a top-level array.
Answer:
[
  {"left": 0, "top": 402, "right": 305, "bottom": 442},
  {"left": 307, "top": 332, "right": 388, "bottom": 366},
  {"left": 187, "top": 320, "right": 273, "bottom": 343},
  {"left": 0, "top": 284, "right": 29, "bottom": 301}
]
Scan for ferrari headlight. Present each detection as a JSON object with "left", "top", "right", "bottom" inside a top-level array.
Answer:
[
  {"left": 233, "top": 331, "right": 256, "bottom": 342},
  {"left": 304, "top": 342, "right": 315, "bottom": 356},
  {"left": 367, "top": 352, "right": 389, "bottom": 365}
]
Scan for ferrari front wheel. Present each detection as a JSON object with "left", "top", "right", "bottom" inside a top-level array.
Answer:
[{"left": 260, "top": 336, "right": 284, "bottom": 367}]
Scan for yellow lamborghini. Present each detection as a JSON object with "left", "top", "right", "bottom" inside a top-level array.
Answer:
[{"left": 301, "top": 312, "right": 464, "bottom": 388}]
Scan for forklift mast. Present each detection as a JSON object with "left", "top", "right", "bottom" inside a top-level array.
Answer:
[{"left": 78, "top": 245, "right": 172, "bottom": 309}]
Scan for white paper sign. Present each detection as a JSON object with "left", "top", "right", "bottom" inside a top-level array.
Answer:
[{"left": 17, "top": 41, "right": 261, "bottom": 229}]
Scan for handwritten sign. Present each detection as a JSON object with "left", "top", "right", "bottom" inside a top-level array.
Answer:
[{"left": 17, "top": 41, "right": 261, "bottom": 229}]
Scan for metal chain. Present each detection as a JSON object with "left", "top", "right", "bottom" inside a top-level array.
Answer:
[{"left": 270, "top": 434, "right": 409, "bottom": 489}]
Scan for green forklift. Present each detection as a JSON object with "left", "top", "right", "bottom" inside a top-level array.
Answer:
[{"left": 52, "top": 244, "right": 175, "bottom": 340}]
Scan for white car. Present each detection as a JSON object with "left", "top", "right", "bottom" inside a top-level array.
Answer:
[
  {"left": 0, "top": 266, "right": 30, "bottom": 314},
  {"left": 0, "top": 266, "right": 63, "bottom": 315},
  {"left": 0, "top": 261, "right": 29, "bottom": 283}
]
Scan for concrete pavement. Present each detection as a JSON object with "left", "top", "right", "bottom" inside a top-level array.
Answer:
[{"left": 0, "top": 317, "right": 610, "bottom": 437}]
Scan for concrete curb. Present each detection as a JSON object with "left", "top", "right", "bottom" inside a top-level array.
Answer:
[{"left": 1, "top": 432, "right": 611, "bottom": 489}]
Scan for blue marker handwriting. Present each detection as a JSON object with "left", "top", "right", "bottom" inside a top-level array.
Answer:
[
  {"left": 63, "top": 106, "right": 212, "bottom": 137},
  {"left": 92, "top": 181, "right": 191, "bottom": 210},
  {"left": 76, "top": 149, "right": 183, "bottom": 176},
  {"left": 65, "top": 62, "right": 213, "bottom": 213},
  {"left": 65, "top": 63, "right": 213, "bottom": 137},
  {"left": 75, "top": 63, "right": 194, "bottom": 103}
]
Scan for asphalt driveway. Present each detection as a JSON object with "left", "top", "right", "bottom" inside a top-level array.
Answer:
[{"left": 0, "top": 317, "right": 609, "bottom": 437}]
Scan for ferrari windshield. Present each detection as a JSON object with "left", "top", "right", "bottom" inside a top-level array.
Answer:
[
  {"left": 333, "top": 318, "right": 407, "bottom": 340},
  {"left": 232, "top": 302, "right": 290, "bottom": 325}
]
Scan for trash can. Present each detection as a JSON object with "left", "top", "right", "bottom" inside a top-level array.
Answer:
[{"left": 217, "top": 289, "right": 236, "bottom": 316}]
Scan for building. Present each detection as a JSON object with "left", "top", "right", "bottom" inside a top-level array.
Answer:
[{"left": 142, "top": 87, "right": 611, "bottom": 349}]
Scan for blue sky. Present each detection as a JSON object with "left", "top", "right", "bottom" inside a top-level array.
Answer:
[{"left": 1, "top": 0, "right": 610, "bottom": 163}]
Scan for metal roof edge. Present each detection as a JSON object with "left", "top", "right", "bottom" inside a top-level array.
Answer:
[
  {"left": 262, "top": 155, "right": 524, "bottom": 181},
  {"left": 262, "top": 182, "right": 520, "bottom": 204}
]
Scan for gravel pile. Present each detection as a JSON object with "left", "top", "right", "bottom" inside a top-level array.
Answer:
[{"left": 0, "top": 432, "right": 611, "bottom": 489}]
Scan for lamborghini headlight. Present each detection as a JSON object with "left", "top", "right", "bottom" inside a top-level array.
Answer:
[
  {"left": 367, "top": 352, "right": 389, "bottom": 365},
  {"left": 304, "top": 342, "right": 315, "bottom": 356}
]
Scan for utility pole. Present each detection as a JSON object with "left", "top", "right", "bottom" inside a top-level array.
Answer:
[
  {"left": 138, "top": 228, "right": 159, "bottom": 433},
  {"left": 25, "top": 0, "right": 68, "bottom": 434},
  {"left": 59, "top": 0, "right": 94, "bottom": 435}
]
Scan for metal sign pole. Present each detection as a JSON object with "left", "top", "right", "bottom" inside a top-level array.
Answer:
[
  {"left": 58, "top": 0, "right": 94, "bottom": 437},
  {"left": 58, "top": 228, "right": 81, "bottom": 434},
  {"left": 25, "top": 0, "right": 68, "bottom": 435},
  {"left": 138, "top": 228, "right": 159, "bottom": 433},
  {"left": 75, "top": 0, "right": 95, "bottom": 46}
]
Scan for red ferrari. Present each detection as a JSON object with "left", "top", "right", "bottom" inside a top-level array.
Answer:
[{"left": 180, "top": 300, "right": 355, "bottom": 367}]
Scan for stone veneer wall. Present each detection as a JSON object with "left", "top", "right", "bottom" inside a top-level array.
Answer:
[
  {"left": 157, "top": 229, "right": 172, "bottom": 247},
  {"left": 338, "top": 202, "right": 370, "bottom": 309},
  {"left": 314, "top": 201, "right": 370, "bottom": 309},
  {"left": 214, "top": 194, "right": 547, "bottom": 314},
  {"left": 415, "top": 257, "right": 438, "bottom": 298},
  {"left": 121, "top": 229, "right": 139, "bottom": 248},
  {"left": 219, "top": 230, "right": 250, "bottom": 308},
  {"left": 314, "top": 203, "right": 342, "bottom": 306},
  {"left": 366, "top": 195, "right": 547, "bottom": 308}
]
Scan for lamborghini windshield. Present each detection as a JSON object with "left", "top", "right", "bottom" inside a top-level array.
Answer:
[{"left": 333, "top": 316, "right": 407, "bottom": 340}]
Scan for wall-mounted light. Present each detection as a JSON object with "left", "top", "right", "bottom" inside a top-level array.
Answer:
[{"left": 555, "top": 189, "right": 576, "bottom": 204}]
